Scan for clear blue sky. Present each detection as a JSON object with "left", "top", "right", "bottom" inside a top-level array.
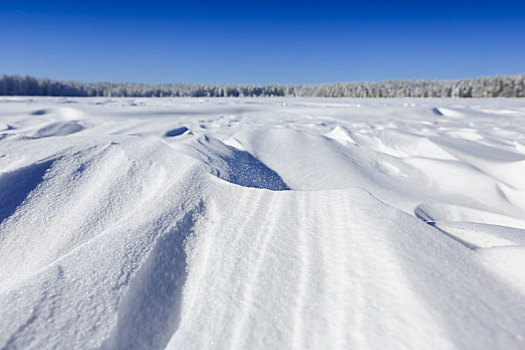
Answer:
[{"left": 1, "top": 1, "right": 524, "bottom": 84}]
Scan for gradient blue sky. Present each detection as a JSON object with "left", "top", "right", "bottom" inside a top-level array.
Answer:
[{"left": 1, "top": 1, "right": 524, "bottom": 84}]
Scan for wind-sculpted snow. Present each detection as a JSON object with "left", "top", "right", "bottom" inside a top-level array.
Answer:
[
  {"left": 0, "top": 97, "right": 525, "bottom": 349},
  {"left": 0, "top": 159, "right": 55, "bottom": 225},
  {"left": 177, "top": 135, "right": 290, "bottom": 191}
]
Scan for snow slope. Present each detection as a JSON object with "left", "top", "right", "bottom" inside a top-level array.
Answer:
[{"left": 0, "top": 97, "right": 524, "bottom": 349}]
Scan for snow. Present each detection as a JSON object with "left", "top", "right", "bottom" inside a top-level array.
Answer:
[{"left": 1, "top": 97, "right": 525, "bottom": 349}]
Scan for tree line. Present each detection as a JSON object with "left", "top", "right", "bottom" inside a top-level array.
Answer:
[{"left": 1, "top": 74, "right": 523, "bottom": 98}]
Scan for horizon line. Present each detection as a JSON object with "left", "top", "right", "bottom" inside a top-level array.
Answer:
[{"left": 2, "top": 72, "right": 524, "bottom": 87}]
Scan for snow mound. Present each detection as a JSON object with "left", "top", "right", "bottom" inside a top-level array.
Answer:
[
  {"left": 32, "top": 121, "right": 85, "bottom": 138},
  {"left": 31, "top": 106, "right": 85, "bottom": 120},
  {"left": 324, "top": 125, "right": 356, "bottom": 145},
  {"left": 435, "top": 107, "right": 469, "bottom": 118}
]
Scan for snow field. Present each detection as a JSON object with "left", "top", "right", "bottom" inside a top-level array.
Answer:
[{"left": 0, "top": 97, "right": 525, "bottom": 349}]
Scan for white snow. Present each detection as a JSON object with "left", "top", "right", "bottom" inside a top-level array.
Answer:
[{"left": 0, "top": 97, "right": 524, "bottom": 349}]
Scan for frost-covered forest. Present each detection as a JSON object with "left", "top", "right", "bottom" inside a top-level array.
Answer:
[{"left": 0, "top": 74, "right": 524, "bottom": 97}]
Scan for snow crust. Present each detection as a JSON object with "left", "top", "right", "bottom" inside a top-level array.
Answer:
[{"left": 1, "top": 97, "right": 525, "bottom": 349}]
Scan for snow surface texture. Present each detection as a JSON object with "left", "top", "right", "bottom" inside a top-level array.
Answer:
[{"left": 1, "top": 97, "right": 525, "bottom": 350}]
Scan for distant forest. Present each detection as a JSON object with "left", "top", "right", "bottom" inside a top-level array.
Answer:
[{"left": 1, "top": 74, "right": 524, "bottom": 98}]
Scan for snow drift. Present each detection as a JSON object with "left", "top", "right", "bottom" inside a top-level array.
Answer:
[{"left": 0, "top": 97, "right": 524, "bottom": 349}]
